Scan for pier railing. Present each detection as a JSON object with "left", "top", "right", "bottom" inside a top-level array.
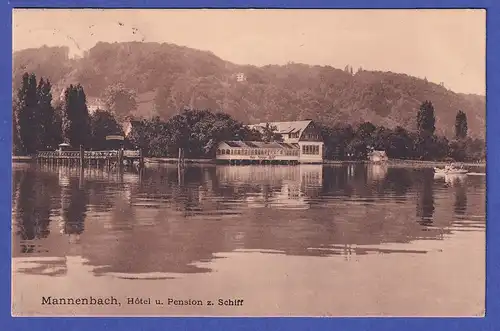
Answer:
[
  {"left": 37, "top": 150, "right": 120, "bottom": 159},
  {"left": 36, "top": 149, "right": 143, "bottom": 168},
  {"left": 37, "top": 150, "right": 141, "bottom": 159},
  {"left": 123, "top": 150, "right": 140, "bottom": 158}
]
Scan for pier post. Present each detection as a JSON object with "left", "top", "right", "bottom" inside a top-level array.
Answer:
[
  {"left": 178, "top": 147, "right": 184, "bottom": 167},
  {"left": 139, "top": 148, "right": 144, "bottom": 168},
  {"left": 79, "top": 167, "right": 84, "bottom": 189},
  {"left": 79, "top": 145, "right": 84, "bottom": 168},
  {"left": 178, "top": 163, "right": 185, "bottom": 186},
  {"left": 118, "top": 148, "right": 124, "bottom": 169}
]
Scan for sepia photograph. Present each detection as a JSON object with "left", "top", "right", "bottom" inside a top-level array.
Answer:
[{"left": 11, "top": 9, "right": 486, "bottom": 317}]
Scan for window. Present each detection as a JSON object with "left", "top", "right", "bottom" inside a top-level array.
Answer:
[
  {"left": 217, "top": 149, "right": 221, "bottom": 155},
  {"left": 302, "top": 145, "right": 320, "bottom": 155},
  {"left": 226, "top": 149, "right": 230, "bottom": 154}
]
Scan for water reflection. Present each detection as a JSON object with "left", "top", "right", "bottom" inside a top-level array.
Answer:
[
  {"left": 14, "top": 168, "right": 61, "bottom": 254},
  {"left": 454, "top": 180, "right": 468, "bottom": 216},
  {"left": 12, "top": 164, "right": 486, "bottom": 277},
  {"left": 416, "top": 169, "right": 435, "bottom": 227}
]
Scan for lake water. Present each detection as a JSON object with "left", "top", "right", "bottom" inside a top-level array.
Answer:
[{"left": 11, "top": 163, "right": 486, "bottom": 316}]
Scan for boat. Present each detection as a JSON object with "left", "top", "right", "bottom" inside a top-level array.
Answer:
[{"left": 433, "top": 163, "right": 468, "bottom": 175}]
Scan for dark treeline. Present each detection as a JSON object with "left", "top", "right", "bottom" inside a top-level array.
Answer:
[
  {"left": 320, "top": 101, "right": 485, "bottom": 162},
  {"left": 13, "top": 73, "right": 123, "bottom": 155},
  {"left": 13, "top": 72, "right": 485, "bottom": 162},
  {"left": 126, "top": 100, "right": 484, "bottom": 161},
  {"left": 125, "top": 110, "right": 265, "bottom": 158}
]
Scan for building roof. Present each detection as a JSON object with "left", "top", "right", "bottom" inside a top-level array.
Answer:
[
  {"left": 248, "top": 120, "right": 313, "bottom": 134},
  {"left": 370, "top": 150, "right": 387, "bottom": 156},
  {"left": 220, "top": 141, "right": 299, "bottom": 149}
]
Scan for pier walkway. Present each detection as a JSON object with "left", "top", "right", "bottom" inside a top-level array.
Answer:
[{"left": 36, "top": 148, "right": 144, "bottom": 169}]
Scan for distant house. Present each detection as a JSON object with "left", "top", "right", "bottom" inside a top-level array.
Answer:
[
  {"left": 216, "top": 120, "right": 324, "bottom": 164},
  {"left": 87, "top": 97, "right": 106, "bottom": 114},
  {"left": 236, "top": 73, "right": 246, "bottom": 82},
  {"left": 368, "top": 150, "right": 388, "bottom": 163},
  {"left": 123, "top": 117, "right": 142, "bottom": 137}
]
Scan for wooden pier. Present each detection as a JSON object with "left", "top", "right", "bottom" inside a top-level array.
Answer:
[{"left": 36, "top": 147, "right": 144, "bottom": 169}]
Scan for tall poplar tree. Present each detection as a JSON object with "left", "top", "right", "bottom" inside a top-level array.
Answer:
[
  {"left": 12, "top": 105, "right": 22, "bottom": 155},
  {"left": 417, "top": 100, "right": 436, "bottom": 135},
  {"left": 455, "top": 110, "right": 468, "bottom": 139},
  {"left": 415, "top": 100, "right": 437, "bottom": 160},
  {"left": 15, "top": 73, "right": 39, "bottom": 155},
  {"left": 62, "top": 84, "right": 90, "bottom": 148},
  {"left": 37, "top": 77, "right": 56, "bottom": 150}
]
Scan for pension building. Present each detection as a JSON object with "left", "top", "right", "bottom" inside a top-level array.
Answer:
[{"left": 216, "top": 120, "right": 324, "bottom": 164}]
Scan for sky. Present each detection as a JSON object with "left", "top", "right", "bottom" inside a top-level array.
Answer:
[{"left": 13, "top": 9, "right": 486, "bottom": 95}]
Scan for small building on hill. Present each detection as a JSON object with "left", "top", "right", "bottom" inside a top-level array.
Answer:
[{"left": 236, "top": 73, "right": 247, "bottom": 82}]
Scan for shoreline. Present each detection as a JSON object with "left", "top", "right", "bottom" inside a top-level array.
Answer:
[{"left": 12, "top": 155, "right": 486, "bottom": 168}]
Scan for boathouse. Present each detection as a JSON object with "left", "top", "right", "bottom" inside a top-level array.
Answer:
[{"left": 368, "top": 150, "right": 388, "bottom": 163}]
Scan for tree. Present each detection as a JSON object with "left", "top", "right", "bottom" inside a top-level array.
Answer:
[
  {"left": 62, "top": 84, "right": 91, "bottom": 148},
  {"left": 90, "top": 109, "right": 123, "bottom": 150},
  {"left": 464, "top": 138, "right": 485, "bottom": 161},
  {"left": 346, "top": 137, "right": 367, "bottom": 159},
  {"left": 455, "top": 110, "right": 468, "bottom": 139},
  {"left": 126, "top": 117, "right": 167, "bottom": 156},
  {"left": 12, "top": 106, "right": 22, "bottom": 155},
  {"left": 37, "top": 77, "right": 57, "bottom": 150},
  {"left": 125, "top": 109, "right": 262, "bottom": 158},
  {"left": 449, "top": 139, "right": 467, "bottom": 162},
  {"left": 320, "top": 123, "right": 354, "bottom": 160},
  {"left": 415, "top": 101, "right": 437, "bottom": 160},
  {"left": 102, "top": 83, "right": 137, "bottom": 123},
  {"left": 355, "top": 121, "right": 376, "bottom": 152},
  {"left": 386, "top": 126, "right": 413, "bottom": 159},
  {"left": 261, "top": 123, "right": 283, "bottom": 143},
  {"left": 50, "top": 105, "right": 63, "bottom": 149},
  {"left": 417, "top": 100, "right": 436, "bottom": 135},
  {"left": 14, "top": 73, "right": 38, "bottom": 155}
]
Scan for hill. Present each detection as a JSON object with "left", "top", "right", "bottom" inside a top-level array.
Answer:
[{"left": 13, "top": 42, "right": 486, "bottom": 138}]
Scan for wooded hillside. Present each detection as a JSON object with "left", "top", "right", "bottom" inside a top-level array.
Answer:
[{"left": 13, "top": 42, "right": 486, "bottom": 138}]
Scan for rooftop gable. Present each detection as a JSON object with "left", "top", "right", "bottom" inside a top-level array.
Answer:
[
  {"left": 219, "top": 141, "right": 299, "bottom": 149},
  {"left": 248, "top": 120, "right": 313, "bottom": 135}
]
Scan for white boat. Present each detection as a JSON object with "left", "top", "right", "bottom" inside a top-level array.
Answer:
[{"left": 434, "top": 164, "right": 468, "bottom": 175}]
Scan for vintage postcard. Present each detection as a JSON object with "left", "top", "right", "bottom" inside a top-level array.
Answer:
[{"left": 11, "top": 9, "right": 485, "bottom": 317}]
